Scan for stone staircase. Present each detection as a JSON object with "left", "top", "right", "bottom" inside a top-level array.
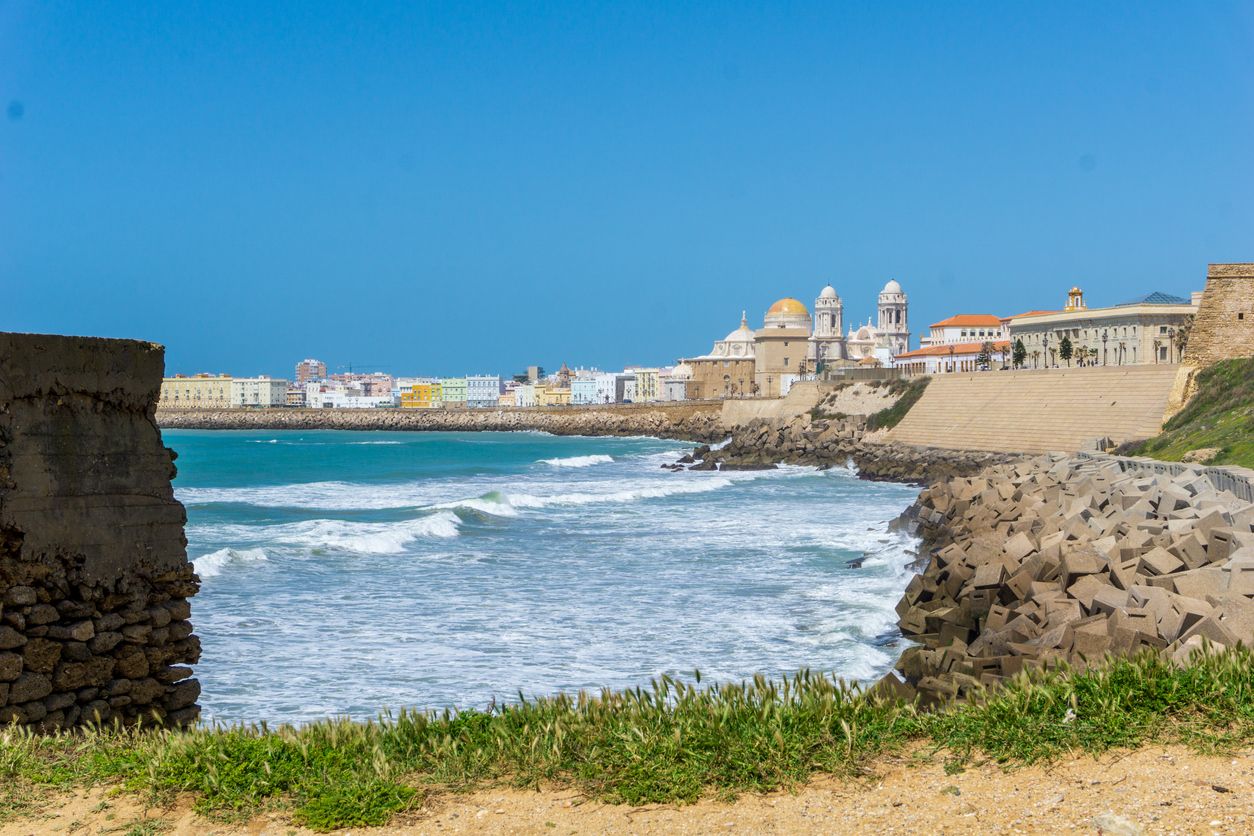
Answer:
[{"left": 886, "top": 366, "right": 1181, "bottom": 454}]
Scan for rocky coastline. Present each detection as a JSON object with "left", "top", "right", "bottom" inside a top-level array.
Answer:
[{"left": 678, "top": 413, "right": 1019, "bottom": 484}]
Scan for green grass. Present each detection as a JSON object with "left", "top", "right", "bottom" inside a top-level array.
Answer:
[
  {"left": 1127, "top": 357, "right": 1254, "bottom": 467},
  {"left": 1, "top": 647, "right": 1252, "bottom": 831},
  {"left": 865, "top": 377, "right": 930, "bottom": 431}
]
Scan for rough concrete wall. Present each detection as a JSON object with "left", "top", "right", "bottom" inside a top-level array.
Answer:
[
  {"left": 719, "top": 381, "right": 830, "bottom": 425},
  {"left": 1182, "top": 263, "right": 1254, "bottom": 367},
  {"left": 1, "top": 332, "right": 200, "bottom": 729},
  {"left": 885, "top": 366, "right": 1180, "bottom": 454}
]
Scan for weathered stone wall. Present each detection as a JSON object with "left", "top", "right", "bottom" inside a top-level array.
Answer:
[
  {"left": 1182, "top": 262, "right": 1254, "bottom": 368},
  {"left": 1, "top": 332, "right": 199, "bottom": 729}
]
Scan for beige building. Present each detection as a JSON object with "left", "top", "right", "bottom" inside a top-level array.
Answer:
[
  {"left": 754, "top": 298, "right": 813, "bottom": 397},
  {"left": 684, "top": 313, "right": 758, "bottom": 399},
  {"left": 230, "top": 377, "right": 289, "bottom": 407},
  {"left": 1008, "top": 288, "right": 1199, "bottom": 368},
  {"left": 159, "top": 374, "right": 233, "bottom": 409}
]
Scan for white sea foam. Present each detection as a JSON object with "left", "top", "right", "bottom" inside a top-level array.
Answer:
[
  {"left": 246, "top": 439, "right": 280, "bottom": 444},
  {"left": 349, "top": 440, "right": 404, "bottom": 445},
  {"left": 194, "top": 547, "right": 268, "bottom": 578},
  {"left": 279, "top": 512, "right": 462, "bottom": 554},
  {"left": 537, "top": 454, "right": 614, "bottom": 468},
  {"left": 505, "top": 476, "right": 736, "bottom": 509}
]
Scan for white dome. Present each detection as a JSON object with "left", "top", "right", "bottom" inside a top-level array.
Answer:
[
  {"left": 724, "top": 324, "right": 755, "bottom": 343},
  {"left": 670, "top": 363, "right": 693, "bottom": 379},
  {"left": 819, "top": 285, "right": 838, "bottom": 299},
  {"left": 881, "top": 279, "right": 902, "bottom": 294}
]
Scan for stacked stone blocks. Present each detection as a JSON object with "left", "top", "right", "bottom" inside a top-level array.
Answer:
[{"left": 896, "top": 453, "right": 1254, "bottom": 702}]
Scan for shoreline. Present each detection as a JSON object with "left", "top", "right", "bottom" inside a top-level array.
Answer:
[{"left": 155, "top": 404, "right": 729, "bottom": 443}]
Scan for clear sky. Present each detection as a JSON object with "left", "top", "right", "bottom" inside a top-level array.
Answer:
[{"left": 2, "top": 1, "right": 1251, "bottom": 377}]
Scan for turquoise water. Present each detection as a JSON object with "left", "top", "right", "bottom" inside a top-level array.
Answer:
[{"left": 166, "top": 430, "right": 920, "bottom": 725}]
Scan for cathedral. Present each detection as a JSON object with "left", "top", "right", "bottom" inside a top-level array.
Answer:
[{"left": 684, "top": 279, "right": 911, "bottom": 398}]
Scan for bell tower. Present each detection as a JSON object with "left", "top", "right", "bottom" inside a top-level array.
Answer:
[
  {"left": 877, "top": 279, "right": 910, "bottom": 356},
  {"left": 811, "top": 285, "right": 846, "bottom": 363}
]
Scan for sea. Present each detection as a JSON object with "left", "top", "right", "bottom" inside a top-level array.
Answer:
[{"left": 166, "top": 429, "right": 921, "bottom": 726}]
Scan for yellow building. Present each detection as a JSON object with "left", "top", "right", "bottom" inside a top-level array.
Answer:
[
  {"left": 535, "top": 385, "right": 571, "bottom": 406},
  {"left": 159, "top": 374, "right": 234, "bottom": 409},
  {"left": 754, "top": 298, "right": 814, "bottom": 398},
  {"left": 628, "top": 368, "right": 661, "bottom": 402},
  {"left": 400, "top": 381, "right": 443, "bottom": 409},
  {"left": 497, "top": 390, "right": 516, "bottom": 408}
]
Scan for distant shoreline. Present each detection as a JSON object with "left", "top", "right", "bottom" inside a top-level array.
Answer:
[{"left": 155, "top": 403, "right": 728, "bottom": 442}]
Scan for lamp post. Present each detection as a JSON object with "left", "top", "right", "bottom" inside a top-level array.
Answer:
[
  {"left": 1042, "top": 334, "right": 1050, "bottom": 369},
  {"left": 1167, "top": 327, "right": 1177, "bottom": 364},
  {"left": 948, "top": 344, "right": 955, "bottom": 373},
  {"left": 1101, "top": 329, "right": 1108, "bottom": 366}
]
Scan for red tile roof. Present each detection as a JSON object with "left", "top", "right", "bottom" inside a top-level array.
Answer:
[
  {"left": 895, "top": 340, "right": 1011, "bottom": 360},
  {"left": 929, "top": 314, "right": 1005, "bottom": 328}
]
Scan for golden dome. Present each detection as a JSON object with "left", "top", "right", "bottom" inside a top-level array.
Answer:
[{"left": 767, "top": 297, "right": 809, "bottom": 316}]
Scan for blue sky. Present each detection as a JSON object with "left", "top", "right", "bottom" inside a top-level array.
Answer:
[{"left": 2, "top": 1, "right": 1251, "bottom": 377}]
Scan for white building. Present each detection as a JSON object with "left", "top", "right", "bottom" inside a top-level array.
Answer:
[
  {"left": 571, "top": 378, "right": 600, "bottom": 405},
  {"left": 304, "top": 380, "right": 393, "bottom": 409},
  {"left": 230, "top": 377, "right": 289, "bottom": 408},
  {"left": 514, "top": 383, "right": 537, "bottom": 408},
  {"left": 920, "top": 314, "right": 1007, "bottom": 348},
  {"left": 593, "top": 373, "right": 619, "bottom": 405},
  {"left": 466, "top": 375, "right": 503, "bottom": 408},
  {"left": 661, "top": 363, "right": 692, "bottom": 401}
]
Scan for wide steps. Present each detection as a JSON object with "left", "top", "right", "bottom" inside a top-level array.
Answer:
[{"left": 887, "top": 366, "right": 1180, "bottom": 454}]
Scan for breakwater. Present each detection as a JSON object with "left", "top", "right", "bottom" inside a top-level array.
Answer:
[
  {"left": 893, "top": 452, "right": 1254, "bottom": 703},
  {"left": 157, "top": 403, "right": 727, "bottom": 442},
  {"left": 1, "top": 333, "right": 200, "bottom": 730}
]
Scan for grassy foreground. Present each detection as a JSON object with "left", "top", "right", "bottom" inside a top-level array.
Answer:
[
  {"left": 1, "top": 648, "right": 1252, "bottom": 831},
  {"left": 1129, "top": 357, "right": 1254, "bottom": 468}
]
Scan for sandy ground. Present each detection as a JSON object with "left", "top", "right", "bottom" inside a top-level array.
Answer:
[{"left": 3, "top": 744, "right": 1251, "bottom": 835}]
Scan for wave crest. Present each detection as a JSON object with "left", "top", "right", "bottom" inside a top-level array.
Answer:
[
  {"left": 194, "top": 547, "right": 268, "bottom": 579},
  {"left": 537, "top": 454, "right": 614, "bottom": 468}
]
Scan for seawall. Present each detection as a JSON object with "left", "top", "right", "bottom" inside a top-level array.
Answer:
[
  {"left": 1, "top": 332, "right": 200, "bottom": 729},
  {"left": 157, "top": 402, "right": 728, "bottom": 442},
  {"left": 886, "top": 365, "right": 1181, "bottom": 454}
]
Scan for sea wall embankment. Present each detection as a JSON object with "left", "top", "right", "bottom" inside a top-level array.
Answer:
[
  {"left": 157, "top": 402, "right": 727, "bottom": 442},
  {"left": 1, "top": 332, "right": 200, "bottom": 729},
  {"left": 892, "top": 452, "right": 1254, "bottom": 703}
]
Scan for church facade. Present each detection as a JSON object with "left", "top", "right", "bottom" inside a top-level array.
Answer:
[{"left": 683, "top": 279, "right": 911, "bottom": 398}]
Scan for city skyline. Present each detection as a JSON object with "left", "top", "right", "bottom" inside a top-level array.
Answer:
[{"left": 4, "top": 2, "right": 1251, "bottom": 374}]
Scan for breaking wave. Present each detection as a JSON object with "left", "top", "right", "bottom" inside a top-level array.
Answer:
[
  {"left": 194, "top": 547, "right": 268, "bottom": 579},
  {"left": 537, "top": 454, "right": 614, "bottom": 468}
]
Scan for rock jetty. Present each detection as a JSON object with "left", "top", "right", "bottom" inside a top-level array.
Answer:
[
  {"left": 685, "top": 413, "right": 1018, "bottom": 484},
  {"left": 893, "top": 452, "right": 1254, "bottom": 703},
  {"left": 157, "top": 404, "right": 727, "bottom": 443}
]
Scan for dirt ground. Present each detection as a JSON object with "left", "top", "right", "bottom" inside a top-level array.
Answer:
[{"left": 3, "top": 744, "right": 1251, "bottom": 835}]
